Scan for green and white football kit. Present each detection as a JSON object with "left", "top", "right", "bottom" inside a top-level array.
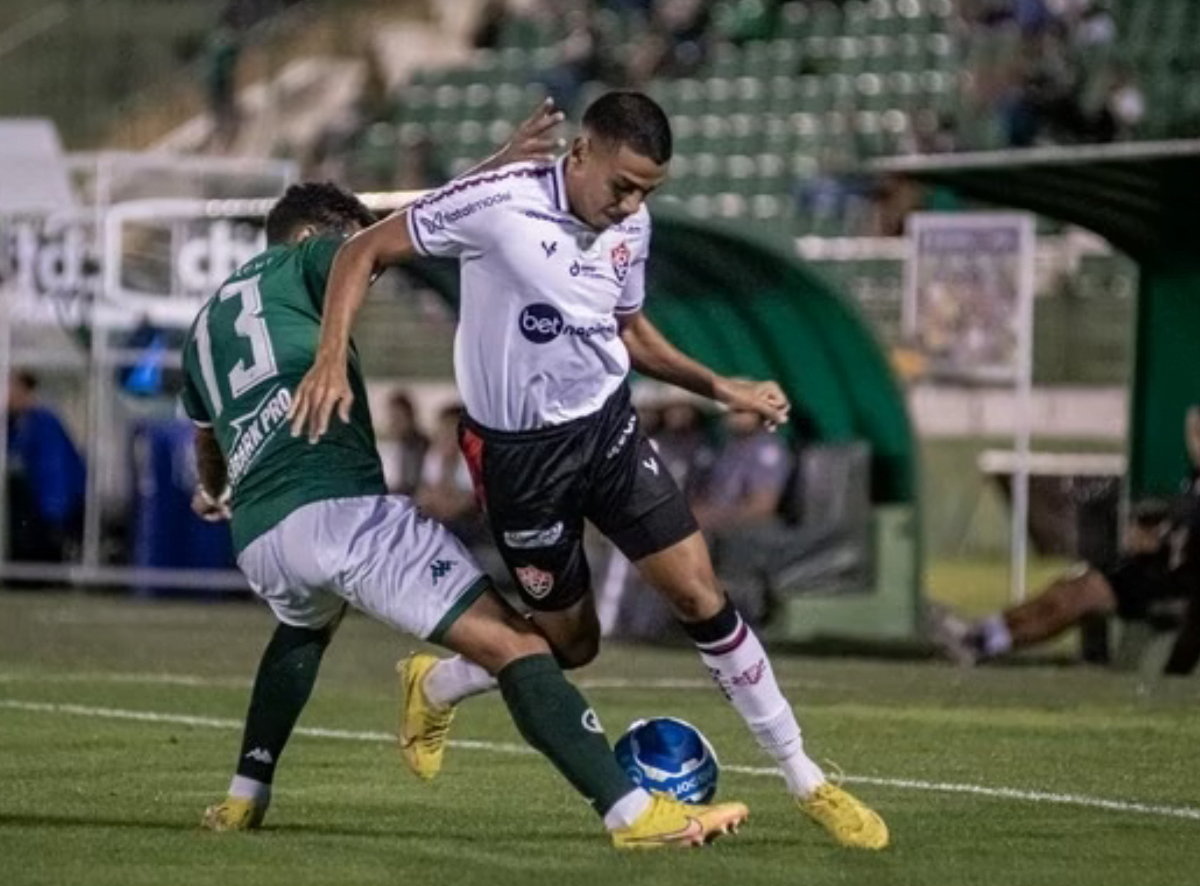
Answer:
[{"left": 180, "top": 235, "right": 485, "bottom": 638}]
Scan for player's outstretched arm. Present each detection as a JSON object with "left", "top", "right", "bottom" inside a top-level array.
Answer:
[
  {"left": 288, "top": 215, "right": 417, "bottom": 443},
  {"left": 619, "top": 311, "right": 791, "bottom": 429}
]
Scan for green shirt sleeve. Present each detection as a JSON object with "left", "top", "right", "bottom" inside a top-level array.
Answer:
[
  {"left": 297, "top": 235, "right": 346, "bottom": 312},
  {"left": 179, "top": 337, "right": 213, "bottom": 426}
]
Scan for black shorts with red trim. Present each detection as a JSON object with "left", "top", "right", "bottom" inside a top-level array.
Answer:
[{"left": 458, "top": 385, "right": 698, "bottom": 611}]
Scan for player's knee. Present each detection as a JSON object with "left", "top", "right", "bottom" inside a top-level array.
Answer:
[
  {"left": 475, "top": 629, "right": 552, "bottom": 673},
  {"left": 552, "top": 633, "right": 601, "bottom": 669}
]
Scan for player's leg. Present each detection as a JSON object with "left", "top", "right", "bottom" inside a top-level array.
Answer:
[
  {"left": 202, "top": 524, "right": 351, "bottom": 831},
  {"left": 953, "top": 564, "right": 1121, "bottom": 662},
  {"left": 595, "top": 430, "right": 887, "bottom": 848},
  {"left": 415, "top": 416, "right": 604, "bottom": 713},
  {"left": 630, "top": 529, "right": 878, "bottom": 847},
  {"left": 412, "top": 523, "right": 602, "bottom": 717},
  {"left": 343, "top": 495, "right": 747, "bottom": 846}
]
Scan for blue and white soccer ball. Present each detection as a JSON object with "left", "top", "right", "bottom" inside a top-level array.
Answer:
[{"left": 614, "top": 717, "right": 720, "bottom": 804}]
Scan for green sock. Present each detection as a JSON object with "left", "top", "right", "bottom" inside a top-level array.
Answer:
[
  {"left": 497, "top": 654, "right": 634, "bottom": 817},
  {"left": 234, "top": 621, "right": 333, "bottom": 784}
]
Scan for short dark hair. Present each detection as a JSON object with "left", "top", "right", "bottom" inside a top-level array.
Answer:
[
  {"left": 13, "top": 370, "right": 37, "bottom": 392},
  {"left": 264, "top": 182, "right": 376, "bottom": 244},
  {"left": 581, "top": 91, "right": 673, "bottom": 164}
]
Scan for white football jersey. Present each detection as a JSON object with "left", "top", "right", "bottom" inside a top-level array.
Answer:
[{"left": 405, "top": 158, "right": 650, "bottom": 431}]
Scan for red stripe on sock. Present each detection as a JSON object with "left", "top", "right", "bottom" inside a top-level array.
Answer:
[{"left": 698, "top": 620, "right": 747, "bottom": 656}]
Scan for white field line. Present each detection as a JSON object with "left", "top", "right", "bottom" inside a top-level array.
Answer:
[
  {"left": 3, "top": 698, "right": 1199, "bottom": 823},
  {"left": 0, "top": 671, "right": 823, "bottom": 691}
]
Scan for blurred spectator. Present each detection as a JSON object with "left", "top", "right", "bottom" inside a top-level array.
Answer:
[
  {"left": 472, "top": 0, "right": 510, "bottom": 51},
  {"left": 418, "top": 403, "right": 487, "bottom": 545},
  {"left": 395, "top": 132, "right": 451, "bottom": 191},
  {"left": 387, "top": 391, "right": 430, "bottom": 497},
  {"left": 625, "top": 0, "right": 713, "bottom": 86},
  {"left": 689, "top": 409, "right": 792, "bottom": 532},
  {"left": 1014, "top": 0, "right": 1054, "bottom": 36},
  {"left": 653, "top": 400, "right": 714, "bottom": 490},
  {"left": 932, "top": 405, "right": 1200, "bottom": 673},
  {"left": 636, "top": 401, "right": 663, "bottom": 441},
  {"left": 5, "top": 371, "right": 86, "bottom": 563},
  {"left": 899, "top": 109, "right": 959, "bottom": 156},
  {"left": 537, "top": 4, "right": 614, "bottom": 116},
  {"left": 1090, "top": 64, "right": 1145, "bottom": 142},
  {"left": 793, "top": 146, "right": 873, "bottom": 233},
  {"left": 204, "top": 15, "right": 243, "bottom": 152}
]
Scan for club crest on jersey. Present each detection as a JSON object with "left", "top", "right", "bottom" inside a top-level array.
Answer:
[
  {"left": 515, "top": 565, "right": 555, "bottom": 599},
  {"left": 610, "top": 240, "right": 631, "bottom": 283}
]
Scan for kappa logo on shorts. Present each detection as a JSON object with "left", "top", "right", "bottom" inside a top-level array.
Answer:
[
  {"left": 429, "top": 559, "right": 457, "bottom": 585},
  {"left": 514, "top": 565, "right": 555, "bottom": 599}
]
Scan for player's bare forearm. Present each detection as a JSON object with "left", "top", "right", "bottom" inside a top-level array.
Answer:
[
  {"left": 318, "top": 217, "right": 415, "bottom": 362},
  {"left": 194, "top": 428, "right": 228, "bottom": 497},
  {"left": 622, "top": 312, "right": 792, "bottom": 427},
  {"left": 292, "top": 216, "right": 417, "bottom": 442},
  {"left": 620, "top": 311, "right": 718, "bottom": 399}
]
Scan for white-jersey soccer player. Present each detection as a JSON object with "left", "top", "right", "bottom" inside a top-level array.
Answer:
[{"left": 290, "top": 90, "right": 889, "bottom": 850}]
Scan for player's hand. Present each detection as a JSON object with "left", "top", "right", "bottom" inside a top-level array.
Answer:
[
  {"left": 715, "top": 378, "right": 791, "bottom": 431},
  {"left": 191, "top": 486, "right": 231, "bottom": 522},
  {"left": 498, "top": 97, "right": 566, "bottom": 164},
  {"left": 288, "top": 355, "right": 353, "bottom": 444}
]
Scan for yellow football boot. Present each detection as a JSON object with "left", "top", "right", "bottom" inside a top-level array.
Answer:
[
  {"left": 797, "top": 783, "right": 889, "bottom": 849},
  {"left": 611, "top": 793, "right": 749, "bottom": 850},
  {"left": 200, "top": 795, "right": 266, "bottom": 832},
  {"left": 397, "top": 653, "right": 455, "bottom": 780}
]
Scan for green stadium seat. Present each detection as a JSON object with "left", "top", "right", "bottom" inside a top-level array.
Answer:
[
  {"left": 769, "top": 39, "right": 801, "bottom": 77},
  {"left": 778, "top": 1, "right": 813, "bottom": 40}
]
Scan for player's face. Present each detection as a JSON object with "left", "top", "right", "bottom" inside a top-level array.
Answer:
[{"left": 567, "top": 136, "right": 668, "bottom": 231}]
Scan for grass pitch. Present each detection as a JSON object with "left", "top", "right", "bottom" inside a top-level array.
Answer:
[{"left": 1, "top": 589, "right": 1197, "bottom": 886}]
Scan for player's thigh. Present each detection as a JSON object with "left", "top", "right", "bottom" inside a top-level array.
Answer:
[
  {"left": 586, "top": 434, "right": 719, "bottom": 620},
  {"left": 528, "top": 594, "right": 603, "bottom": 669},
  {"left": 469, "top": 429, "right": 596, "bottom": 613},
  {"left": 237, "top": 522, "right": 346, "bottom": 631},
  {"left": 272, "top": 496, "right": 490, "bottom": 641},
  {"left": 438, "top": 587, "right": 550, "bottom": 674},
  {"left": 587, "top": 433, "right": 698, "bottom": 563}
]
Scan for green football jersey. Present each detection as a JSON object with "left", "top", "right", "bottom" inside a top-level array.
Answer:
[{"left": 180, "top": 234, "right": 386, "bottom": 553}]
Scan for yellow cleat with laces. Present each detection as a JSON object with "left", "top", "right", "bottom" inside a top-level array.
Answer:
[
  {"left": 611, "top": 793, "right": 749, "bottom": 850},
  {"left": 397, "top": 653, "right": 456, "bottom": 780},
  {"left": 797, "top": 783, "right": 889, "bottom": 849},
  {"left": 200, "top": 795, "right": 266, "bottom": 832}
]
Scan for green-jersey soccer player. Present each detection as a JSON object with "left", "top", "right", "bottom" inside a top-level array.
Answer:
[{"left": 179, "top": 103, "right": 749, "bottom": 848}]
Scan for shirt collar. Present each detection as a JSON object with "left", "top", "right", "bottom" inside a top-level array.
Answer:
[{"left": 552, "top": 156, "right": 569, "bottom": 214}]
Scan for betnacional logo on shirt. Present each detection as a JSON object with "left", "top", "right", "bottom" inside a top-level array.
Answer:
[
  {"left": 518, "top": 303, "right": 617, "bottom": 344},
  {"left": 417, "top": 191, "right": 512, "bottom": 236},
  {"left": 610, "top": 240, "right": 631, "bottom": 284}
]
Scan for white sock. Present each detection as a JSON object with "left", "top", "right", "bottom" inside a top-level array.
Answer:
[
  {"left": 696, "top": 616, "right": 827, "bottom": 798},
  {"left": 603, "top": 788, "right": 653, "bottom": 830},
  {"left": 229, "top": 774, "right": 271, "bottom": 804},
  {"left": 979, "top": 615, "right": 1013, "bottom": 657},
  {"left": 422, "top": 655, "right": 497, "bottom": 708}
]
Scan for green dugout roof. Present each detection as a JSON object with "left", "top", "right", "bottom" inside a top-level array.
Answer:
[
  {"left": 403, "top": 205, "right": 916, "bottom": 504},
  {"left": 874, "top": 141, "right": 1200, "bottom": 497}
]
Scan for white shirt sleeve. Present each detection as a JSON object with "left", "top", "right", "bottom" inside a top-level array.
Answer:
[
  {"left": 615, "top": 213, "right": 650, "bottom": 315},
  {"left": 404, "top": 169, "right": 522, "bottom": 258}
]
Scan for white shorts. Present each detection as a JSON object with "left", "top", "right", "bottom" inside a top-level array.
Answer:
[{"left": 237, "top": 496, "right": 487, "bottom": 640}]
